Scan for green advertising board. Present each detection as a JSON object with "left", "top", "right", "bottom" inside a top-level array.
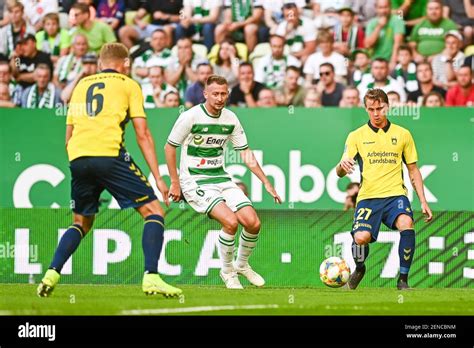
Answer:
[
  {"left": 0, "top": 107, "right": 473, "bottom": 211},
  {"left": 0, "top": 208, "right": 472, "bottom": 287}
]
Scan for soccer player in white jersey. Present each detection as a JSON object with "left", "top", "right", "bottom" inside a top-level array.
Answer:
[{"left": 165, "top": 75, "right": 282, "bottom": 289}]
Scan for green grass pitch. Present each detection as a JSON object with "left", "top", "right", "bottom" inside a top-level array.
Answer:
[{"left": 0, "top": 284, "right": 473, "bottom": 315}]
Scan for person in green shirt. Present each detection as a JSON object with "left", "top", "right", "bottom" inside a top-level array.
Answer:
[
  {"left": 365, "top": 0, "right": 406, "bottom": 71},
  {"left": 69, "top": 3, "right": 116, "bottom": 53},
  {"left": 409, "top": 0, "right": 458, "bottom": 63},
  {"left": 391, "top": 0, "right": 428, "bottom": 28},
  {"left": 35, "top": 13, "right": 71, "bottom": 64}
]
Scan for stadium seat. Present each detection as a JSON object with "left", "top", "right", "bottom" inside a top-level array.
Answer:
[
  {"left": 465, "top": 45, "right": 474, "bottom": 57},
  {"left": 125, "top": 11, "right": 151, "bottom": 26}
]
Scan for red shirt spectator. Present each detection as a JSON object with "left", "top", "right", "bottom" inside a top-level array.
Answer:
[{"left": 446, "top": 66, "right": 474, "bottom": 106}]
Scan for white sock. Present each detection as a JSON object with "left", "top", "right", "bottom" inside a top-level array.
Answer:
[
  {"left": 218, "top": 230, "right": 235, "bottom": 274},
  {"left": 236, "top": 229, "right": 259, "bottom": 269}
]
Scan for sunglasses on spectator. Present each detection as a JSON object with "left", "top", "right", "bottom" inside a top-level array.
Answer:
[{"left": 320, "top": 71, "right": 332, "bottom": 76}]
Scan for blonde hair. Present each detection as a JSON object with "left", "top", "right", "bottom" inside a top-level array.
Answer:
[{"left": 99, "top": 43, "right": 129, "bottom": 64}]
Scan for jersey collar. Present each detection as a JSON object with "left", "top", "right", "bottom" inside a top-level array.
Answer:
[
  {"left": 367, "top": 120, "right": 391, "bottom": 133},
  {"left": 200, "top": 103, "right": 221, "bottom": 118},
  {"left": 101, "top": 69, "right": 119, "bottom": 73}
]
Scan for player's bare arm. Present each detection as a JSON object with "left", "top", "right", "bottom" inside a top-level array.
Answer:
[
  {"left": 239, "top": 148, "right": 282, "bottom": 204},
  {"left": 406, "top": 162, "right": 433, "bottom": 222},
  {"left": 336, "top": 158, "right": 355, "bottom": 177},
  {"left": 164, "top": 143, "right": 181, "bottom": 202},
  {"left": 132, "top": 117, "right": 169, "bottom": 206}
]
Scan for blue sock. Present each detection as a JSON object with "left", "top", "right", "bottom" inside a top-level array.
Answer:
[
  {"left": 142, "top": 214, "right": 165, "bottom": 274},
  {"left": 352, "top": 241, "right": 369, "bottom": 270},
  {"left": 50, "top": 224, "right": 84, "bottom": 273},
  {"left": 399, "top": 229, "right": 416, "bottom": 280}
]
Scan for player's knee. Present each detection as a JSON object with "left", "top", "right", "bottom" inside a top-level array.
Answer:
[
  {"left": 244, "top": 215, "right": 261, "bottom": 234},
  {"left": 395, "top": 214, "right": 413, "bottom": 230},
  {"left": 223, "top": 215, "right": 239, "bottom": 233},
  {"left": 354, "top": 231, "right": 371, "bottom": 245}
]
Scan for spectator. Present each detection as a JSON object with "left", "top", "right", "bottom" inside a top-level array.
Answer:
[
  {"left": 211, "top": 38, "right": 240, "bottom": 88},
  {"left": 387, "top": 90, "right": 401, "bottom": 106},
  {"left": 215, "top": 0, "right": 264, "bottom": 53},
  {"left": 254, "top": 35, "right": 300, "bottom": 89},
  {"left": 422, "top": 90, "right": 445, "bottom": 106},
  {"left": 446, "top": 66, "right": 474, "bottom": 106},
  {"left": 339, "top": 86, "right": 360, "bottom": 107},
  {"left": 350, "top": 0, "right": 377, "bottom": 27},
  {"left": 70, "top": 3, "right": 117, "bottom": 53},
  {"left": 303, "top": 87, "right": 321, "bottom": 107},
  {"left": 165, "top": 37, "right": 208, "bottom": 100},
  {"left": 21, "top": 0, "right": 58, "bottom": 31},
  {"left": 229, "top": 62, "right": 265, "bottom": 107},
  {"left": 60, "top": 52, "right": 98, "bottom": 103},
  {"left": 274, "top": 65, "right": 305, "bottom": 106},
  {"left": 35, "top": 13, "right": 71, "bottom": 64},
  {"left": 304, "top": 29, "right": 347, "bottom": 86},
  {"left": 350, "top": 49, "right": 371, "bottom": 87},
  {"left": 0, "top": 1, "right": 35, "bottom": 59},
  {"left": 256, "top": 88, "right": 277, "bottom": 107},
  {"left": 0, "top": 82, "right": 16, "bottom": 107},
  {"left": 275, "top": 2, "right": 317, "bottom": 63},
  {"left": 464, "top": 55, "right": 474, "bottom": 71},
  {"left": 391, "top": 0, "right": 428, "bottom": 28},
  {"left": 391, "top": 45, "right": 418, "bottom": 93},
  {"left": 317, "top": 62, "right": 345, "bottom": 107},
  {"left": 69, "top": 0, "right": 97, "bottom": 27},
  {"left": 163, "top": 91, "right": 181, "bottom": 107},
  {"left": 20, "top": 64, "right": 61, "bottom": 108},
  {"left": 97, "top": 0, "right": 126, "bottom": 31},
  {"left": 344, "top": 182, "right": 359, "bottom": 211},
  {"left": 54, "top": 34, "right": 89, "bottom": 89},
  {"left": 185, "top": 63, "right": 214, "bottom": 108},
  {"left": 142, "top": 66, "right": 179, "bottom": 109},
  {"left": 311, "top": 0, "right": 343, "bottom": 30},
  {"left": 11, "top": 34, "right": 53, "bottom": 88},
  {"left": 0, "top": 60, "right": 22, "bottom": 105},
  {"left": 409, "top": 0, "right": 458, "bottom": 63},
  {"left": 118, "top": 0, "right": 182, "bottom": 48},
  {"left": 443, "top": 0, "right": 474, "bottom": 47},
  {"left": 262, "top": 0, "right": 306, "bottom": 36},
  {"left": 431, "top": 31, "right": 466, "bottom": 90},
  {"left": 132, "top": 29, "right": 172, "bottom": 82},
  {"left": 358, "top": 58, "right": 407, "bottom": 103},
  {"left": 333, "top": 7, "right": 365, "bottom": 57},
  {"left": 175, "top": 0, "right": 221, "bottom": 51},
  {"left": 407, "top": 62, "right": 446, "bottom": 105},
  {"left": 364, "top": 0, "right": 405, "bottom": 70}
]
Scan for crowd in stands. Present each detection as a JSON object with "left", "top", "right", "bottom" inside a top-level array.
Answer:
[{"left": 0, "top": 0, "right": 473, "bottom": 110}]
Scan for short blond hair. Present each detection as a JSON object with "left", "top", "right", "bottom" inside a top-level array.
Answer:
[{"left": 99, "top": 43, "right": 129, "bottom": 63}]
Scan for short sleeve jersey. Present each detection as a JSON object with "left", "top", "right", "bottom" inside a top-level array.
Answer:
[
  {"left": 167, "top": 104, "right": 248, "bottom": 185},
  {"left": 66, "top": 70, "right": 146, "bottom": 161},
  {"left": 341, "top": 121, "right": 418, "bottom": 202}
]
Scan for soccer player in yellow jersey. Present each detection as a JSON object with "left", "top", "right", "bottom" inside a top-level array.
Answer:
[
  {"left": 37, "top": 43, "right": 182, "bottom": 298},
  {"left": 336, "top": 89, "right": 433, "bottom": 290}
]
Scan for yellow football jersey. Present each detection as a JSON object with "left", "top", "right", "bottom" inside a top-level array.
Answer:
[
  {"left": 341, "top": 121, "right": 418, "bottom": 202},
  {"left": 66, "top": 70, "right": 145, "bottom": 161}
]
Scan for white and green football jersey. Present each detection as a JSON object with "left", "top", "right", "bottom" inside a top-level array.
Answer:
[{"left": 167, "top": 103, "right": 248, "bottom": 185}]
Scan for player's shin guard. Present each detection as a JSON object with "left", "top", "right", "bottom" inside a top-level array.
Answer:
[
  {"left": 399, "top": 229, "right": 415, "bottom": 281},
  {"left": 50, "top": 224, "right": 84, "bottom": 272},
  {"left": 218, "top": 230, "right": 235, "bottom": 273},
  {"left": 351, "top": 240, "right": 369, "bottom": 270},
  {"left": 142, "top": 214, "right": 165, "bottom": 274},
  {"left": 236, "top": 229, "right": 258, "bottom": 269}
]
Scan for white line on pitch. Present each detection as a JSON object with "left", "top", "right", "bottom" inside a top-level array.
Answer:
[{"left": 121, "top": 304, "right": 279, "bottom": 315}]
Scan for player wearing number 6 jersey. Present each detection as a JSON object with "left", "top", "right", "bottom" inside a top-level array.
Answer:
[
  {"left": 336, "top": 89, "right": 433, "bottom": 290},
  {"left": 37, "top": 43, "right": 182, "bottom": 298},
  {"left": 165, "top": 75, "right": 282, "bottom": 289}
]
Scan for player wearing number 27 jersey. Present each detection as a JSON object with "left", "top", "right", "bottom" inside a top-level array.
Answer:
[
  {"left": 336, "top": 89, "right": 433, "bottom": 291},
  {"left": 37, "top": 43, "right": 182, "bottom": 299}
]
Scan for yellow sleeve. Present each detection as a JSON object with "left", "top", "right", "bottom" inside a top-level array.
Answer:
[
  {"left": 66, "top": 84, "right": 80, "bottom": 125},
  {"left": 340, "top": 131, "right": 358, "bottom": 161},
  {"left": 129, "top": 80, "right": 146, "bottom": 118},
  {"left": 403, "top": 130, "right": 418, "bottom": 164}
]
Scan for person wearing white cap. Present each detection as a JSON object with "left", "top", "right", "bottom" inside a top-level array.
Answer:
[{"left": 431, "top": 30, "right": 466, "bottom": 90}]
